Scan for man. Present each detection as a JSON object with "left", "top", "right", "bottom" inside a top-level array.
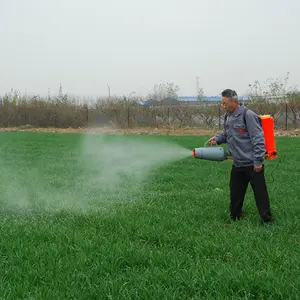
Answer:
[{"left": 208, "top": 89, "right": 274, "bottom": 223}]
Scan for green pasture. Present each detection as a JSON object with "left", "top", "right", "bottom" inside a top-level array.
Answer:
[{"left": 0, "top": 132, "right": 299, "bottom": 299}]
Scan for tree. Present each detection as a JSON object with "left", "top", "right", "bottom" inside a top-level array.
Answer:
[
  {"left": 247, "top": 72, "right": 300, "bottom": 128},
  {"left": 247, "top": 72, "right": 292, "bottom": 103},
  {"left": 147, "top": 82, "right": 179, "bottom": 101},
  {"left": 197, "top": 87, "right": 205, "bottom": 103},
  {"left": 286, "top": 90, "right": 300, "bottom": 128}
]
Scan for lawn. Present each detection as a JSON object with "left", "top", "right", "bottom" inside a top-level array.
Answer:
[{"left": 0, "top": 131, "right": 299, "bottom": 299}]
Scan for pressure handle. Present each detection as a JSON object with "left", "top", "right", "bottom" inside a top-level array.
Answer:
[{"left": 204, "top": 141, "right": 217, "bottom": 147}]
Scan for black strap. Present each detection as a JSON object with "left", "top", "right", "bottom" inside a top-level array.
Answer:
[{"left": 243, "top": 108, "right": 248, "bottom": 127}]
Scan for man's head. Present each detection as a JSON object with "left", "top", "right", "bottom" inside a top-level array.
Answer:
[{"left": 221, "top": 89, "right": 239, "bottom": 113}]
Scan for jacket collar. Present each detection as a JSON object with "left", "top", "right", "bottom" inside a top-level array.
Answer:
[{"left": 232, "top": 105, "right": 244, "bottom": 117}]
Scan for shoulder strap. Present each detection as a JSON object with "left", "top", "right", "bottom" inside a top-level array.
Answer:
[
  {"left": 243, "top": 107, "right": 262, "bottom": 127},
  {"left": 224, "top": 113, "right": 228, "bottom": 128},
  {"left": 243, "top": 108, "right": 248, "bottom": 126}
]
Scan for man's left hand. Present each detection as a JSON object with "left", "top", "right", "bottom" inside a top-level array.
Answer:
[{"left": 254, "top": 164, "right": 263, "bottom": 172}]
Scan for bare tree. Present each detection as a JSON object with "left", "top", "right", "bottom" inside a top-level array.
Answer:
[
  {"left": 247, "top": 72, "right": 300, "bottom": 128},
  {"left": 286, "top": 90, "right": 300, "bottom": 128},
  {"left": 147, "top": 82, "right": 179, "bottom": 101}
]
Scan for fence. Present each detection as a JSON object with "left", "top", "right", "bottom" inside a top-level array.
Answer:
[{"left": 0, "top": 101, "right": 299, "bottom": 130}]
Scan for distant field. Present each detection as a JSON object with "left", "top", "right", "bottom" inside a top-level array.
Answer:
[{"left": 0, "top": 132, "right": 299, "bottom": 299}]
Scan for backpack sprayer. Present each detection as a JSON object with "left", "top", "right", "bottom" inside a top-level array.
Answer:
[{"left": 192, "top": 114, "right": 278, "bottom": 162}]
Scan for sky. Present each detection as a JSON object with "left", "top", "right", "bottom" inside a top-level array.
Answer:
[{"left": 1, "top": 0, "right": 300, "bottom": 99}]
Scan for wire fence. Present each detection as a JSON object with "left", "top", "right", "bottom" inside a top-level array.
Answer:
[{"left": 0, "top": 102, "right": 299, "bottom": 130}]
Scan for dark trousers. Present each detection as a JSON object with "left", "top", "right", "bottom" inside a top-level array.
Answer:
[{"left": 229, "top": 164, "right": 273, "bottom": 222}]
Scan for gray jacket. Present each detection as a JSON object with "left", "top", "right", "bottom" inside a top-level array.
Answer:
[{"left": 213, "top": 105, "right": 266, "bottom": 166}]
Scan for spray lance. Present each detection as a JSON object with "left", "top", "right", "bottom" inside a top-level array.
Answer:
[{"left": 191, "top": 115, "right": 279, "bottom": 172}]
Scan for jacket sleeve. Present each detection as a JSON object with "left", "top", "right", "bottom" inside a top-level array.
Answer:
[
  {"left": 214, "top": 129, "right": 227, "bottom": 145},
  {"left": 245, "top": 111, "right": 266, "bottom": 165}
]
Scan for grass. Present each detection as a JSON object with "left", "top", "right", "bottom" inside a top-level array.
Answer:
[{"left": 0, "top": 131, "right": 299, "bottom": 299}]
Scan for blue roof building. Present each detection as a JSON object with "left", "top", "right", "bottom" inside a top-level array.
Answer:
[
  {"left": 178, "top": 95, "right": 251, "bottom": 102},
  {"left": 136, "top": 95, "right": 251, "bottom": 105}
]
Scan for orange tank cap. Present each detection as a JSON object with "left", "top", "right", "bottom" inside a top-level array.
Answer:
[{"left": 259, "top": 115, "right": 271, "bottom": 119}]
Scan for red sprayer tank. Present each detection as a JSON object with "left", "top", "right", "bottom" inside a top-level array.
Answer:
[{"left": 260, "top": 115, "right": 278, "bottom": 159}]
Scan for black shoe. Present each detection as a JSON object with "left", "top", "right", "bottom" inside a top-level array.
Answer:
[
  {"left": 230, "top": 215, "right": 241, "bottom": 221},
  {"left": 261, "top": 215, "right": 274, "bottom": 224}
]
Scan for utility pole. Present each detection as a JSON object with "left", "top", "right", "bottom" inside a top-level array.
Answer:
[
  {"left": 107, "top": 84, "right": 111, "bottom": 98},
  {"left": 196, "top": 76, "right": 199, "bottom": 94}
]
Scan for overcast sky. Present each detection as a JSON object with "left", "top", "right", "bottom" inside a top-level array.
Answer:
[{"left": 1, "top": 0, "right": 300, "bottom": 99}]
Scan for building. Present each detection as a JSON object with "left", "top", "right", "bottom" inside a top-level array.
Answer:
[{"left": 136, "top": 95, "right": 251, "bottom": 106}]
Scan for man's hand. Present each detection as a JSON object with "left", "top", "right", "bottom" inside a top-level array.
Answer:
[
  {"left": 207, "top": 137, "right": 217, "bottom": 146},
  {"left": 254, "top": 164, "right": 263, "bottom": 172}
]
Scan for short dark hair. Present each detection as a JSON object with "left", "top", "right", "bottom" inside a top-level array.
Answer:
[{"left": 221, "top": 89, "right": 238, "bottom": 99}]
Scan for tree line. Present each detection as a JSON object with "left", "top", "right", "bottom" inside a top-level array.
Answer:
[{"left": 0, "top": 74, "right": 299, "bottom": 130}]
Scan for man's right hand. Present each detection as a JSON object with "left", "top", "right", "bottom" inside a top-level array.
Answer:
[{"left": 207, "top": 137, "right": 217, "bottom": 145}]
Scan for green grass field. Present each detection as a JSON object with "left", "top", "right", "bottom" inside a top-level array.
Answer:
[{"left": 0, "top": 131, "right": 299, "bottom": 299}]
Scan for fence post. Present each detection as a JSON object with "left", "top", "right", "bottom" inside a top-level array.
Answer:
[
  {"left": 218, "top": 104, "right": 221, "bottom": 129},
  {"left": 55, "top": 107, "right": 57, "bottom": 127},
  {"left": 285, "top": 102, "right": 288, "bottom": 130},
  {"left": 86, "top": 106, "right": 88, "bottom": 125},
  {"left": 127, "top": 107, "right": 130, "bottom": 128}
]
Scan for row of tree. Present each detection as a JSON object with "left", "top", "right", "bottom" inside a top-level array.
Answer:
[
  {"left": 1, "top": 72, "right": 300, "bottom": 105},
  {"left": 0, "top": 73, "right": 299, "bottom": 129}
]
